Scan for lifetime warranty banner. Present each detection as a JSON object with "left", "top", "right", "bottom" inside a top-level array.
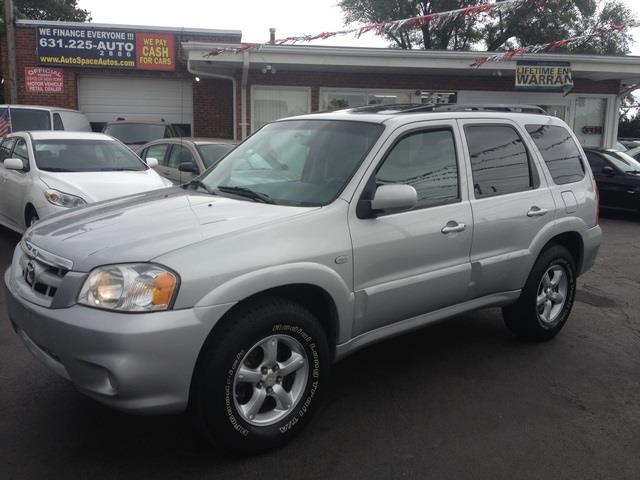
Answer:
[
  {"left": 36, "top": 26, "right": 176, "bottom": 71},
  {"left": 515, "top": 61, "right": 573, "bottom": 92}
]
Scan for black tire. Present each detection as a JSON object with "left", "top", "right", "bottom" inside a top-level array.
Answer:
[
  {"left": 25, "top": 207, "right": 39, "bottom": 228},
  {"left": 189, "top": 297, "right": 330, "bottom": 453},
  {"left": 503, "top": 244, "right": 577, "bottom": 341}
]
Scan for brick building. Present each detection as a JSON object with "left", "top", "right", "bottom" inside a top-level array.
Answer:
[{"left": 4, "top": 19, "right": 640, "bottom": 147}]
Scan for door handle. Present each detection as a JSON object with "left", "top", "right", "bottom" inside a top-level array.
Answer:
[
  {"left": 441, "top": 221, "right": 466, "bottom": 234},
  {"left": 527, "top": 206, "right": 548, "bottom": 217}
]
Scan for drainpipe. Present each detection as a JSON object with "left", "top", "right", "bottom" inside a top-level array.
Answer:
[
  {"left": 187, "top": 63, "right": 238, "bottom": 141},
  {"left": 241, "top": 51, "right": 250, "bottom": 140}
]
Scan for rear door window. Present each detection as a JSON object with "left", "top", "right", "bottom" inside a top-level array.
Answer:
[
  {"left": 526, "top": 125, "right": 585, "bottom": 184},
  {"left": 465, "top": 125, "right": 536, "bottom": 198},
  {"left": 9, "top": 108, "right": 51, "bottom": 131},
  {"left": 167, "top": 145, "right": 195, "bottom": 169}
]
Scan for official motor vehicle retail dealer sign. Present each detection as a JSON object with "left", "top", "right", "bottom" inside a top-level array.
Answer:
[
  {"left": 36, "top": 26, "right": 176, "bottom": 71},
  {"left": 24, "top": 67, "right": 64, "bottom": 93},
  {"left": 515, "top": 61, "right": 573, "bottom": 92}
]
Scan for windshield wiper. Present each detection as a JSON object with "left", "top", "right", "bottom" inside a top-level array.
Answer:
[
  {"left": 216, "top": 186, "right": 275, "bottom": 204},
  {"left": 183, "top": 179, "right": 214, "bottom": 194},
  {"left": 101, "top": 168, "right": 141, "bottom": 171},
  {"left": 625, "top": 170, "right": 640, "bottom": 175}
]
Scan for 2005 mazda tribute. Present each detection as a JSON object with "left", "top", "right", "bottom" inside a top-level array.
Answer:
[{"left": 4, "top": 104, "right": 602, "bottom": 452}]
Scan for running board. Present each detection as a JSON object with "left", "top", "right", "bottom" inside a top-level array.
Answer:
[{"left": 334, "top": 290, "right": 521, "bottom": 361}]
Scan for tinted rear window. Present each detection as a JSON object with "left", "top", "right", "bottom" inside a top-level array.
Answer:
[
  {"left": 465, "top": 125, "right": 535, "bottom": 198},
  {"left": 526, "top": 125, "right": 585, "bottom": 184},
  {"left": 10, "top": 108, "right": 51, "bottom": 131},
  {"left": 197, "top": 144, "right": 235, "bottom": 168}
]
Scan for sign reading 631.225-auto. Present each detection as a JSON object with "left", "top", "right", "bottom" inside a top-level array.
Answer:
[{"left": 36, "top": 26, "right": 176, "bottom": 71}]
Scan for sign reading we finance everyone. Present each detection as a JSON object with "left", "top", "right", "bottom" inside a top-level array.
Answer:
[{"left": 36, "top": 26, "right": 176, "bottom": 71}]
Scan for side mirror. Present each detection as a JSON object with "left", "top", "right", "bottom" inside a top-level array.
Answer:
[
  {"left": 4, "top": 158, "right": 25, "bottom": 171},
  {"left": 179, "top": 161, "right": 198, "bottom": 173},
  {"left": 145, "top": 157, "right": 159, "bottom": 168},
  {"left": 602, "top": 166, "right": 615, "bottom": 176},
  {"left": 358, "top": 184, "right": 418, "bottom": 218}
]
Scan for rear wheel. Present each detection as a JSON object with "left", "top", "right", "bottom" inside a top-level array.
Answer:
[
  {"left": 503, "top": 245, "right": 577, "bottom": 341},
  {"left": 189, "top": 297, "right": 330, "bottom": 453}
]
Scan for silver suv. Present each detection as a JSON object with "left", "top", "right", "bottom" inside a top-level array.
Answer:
[{"left": 4, "top": 104, "right": 602, "bottom": 452}]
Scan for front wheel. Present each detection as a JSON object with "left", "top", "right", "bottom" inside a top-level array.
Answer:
[
  {"left": 189, "top": 298, "right": 330, "bottom": 453},
  {"left": 503, "top": 245, "right": 577, "bottom": 341}
]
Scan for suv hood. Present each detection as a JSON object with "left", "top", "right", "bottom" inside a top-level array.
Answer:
[
  {"left": 39, "top": 169, "right": 171, "bottom": 202},
  {"left": 24, "top": 188, "right": 317, "bottom": 272}
]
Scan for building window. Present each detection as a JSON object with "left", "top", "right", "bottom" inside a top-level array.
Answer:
[
  {"left": 574, "top": 97, "right": 607, "bottom": 147},
  {"left": 252, "top": 86, "right": 310, "bottom": 131},
  {"left": 320, "top": 89, "right": 412, "bottom": 111}
]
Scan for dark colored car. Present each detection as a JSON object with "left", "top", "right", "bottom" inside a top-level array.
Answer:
[
  {"left": 102, "top": 120, "right": 182, "bottom": 151},
  {"left": 584, "top": 147, "right": 640, "bottom": 213}
]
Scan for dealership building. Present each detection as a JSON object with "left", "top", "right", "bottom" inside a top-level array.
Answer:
[{"left": 3, "top": 19, "right": 640, "bottom": 147}]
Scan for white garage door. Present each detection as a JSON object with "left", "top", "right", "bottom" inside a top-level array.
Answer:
[{"left": 78, "top": 76, "right": 193, "bottom": 129}]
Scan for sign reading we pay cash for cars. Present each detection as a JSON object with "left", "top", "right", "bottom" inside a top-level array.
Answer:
[
  {"left": 36, "top": 26, "right": 175, "bottom": 71},
  {"left": 515, "top": 61, "right": 573, "bottom": 92}
]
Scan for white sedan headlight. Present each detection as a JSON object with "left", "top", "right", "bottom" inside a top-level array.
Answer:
[
  {"left": 44, "top": 189, "right": 86, "bottom": 208},
  {"left": 78, "top": 264, "right": 179, "bottom": 312}
]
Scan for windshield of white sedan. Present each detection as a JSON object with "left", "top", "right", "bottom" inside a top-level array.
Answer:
[
  {"left": 201, "top": 120, "right": 384, "bottom": 206},
  {"left": 33, "top": 139, "right": 147, "bottom": 172}
]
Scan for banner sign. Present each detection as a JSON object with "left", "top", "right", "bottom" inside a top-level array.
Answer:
[
  {"left": 24, "top": 67, "right": 64, "bottom": 93},
  {"left": 515, "top": 61, "right": 573, "bottom": 92},
  {"left": 36, "top": 26, "right": 176, "bottom": 71}
]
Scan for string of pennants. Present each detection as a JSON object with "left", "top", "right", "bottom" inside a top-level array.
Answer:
[
  {"left": 204, "top": 0, "right": 634, "bottom": 67},
  {"left": 470, "top": 22, "right": 633, "bottom": 67},
  {"left": 205, "top": 0, "right": 543, "bottom": 57}
]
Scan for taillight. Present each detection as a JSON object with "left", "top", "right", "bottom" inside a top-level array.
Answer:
[{"left": 593, "top": 180, "right": 599, "bottom": 225}]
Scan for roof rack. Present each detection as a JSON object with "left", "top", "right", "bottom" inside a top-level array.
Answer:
[{"left": 350, "top": 103, "right": 547, "bottom": 115}]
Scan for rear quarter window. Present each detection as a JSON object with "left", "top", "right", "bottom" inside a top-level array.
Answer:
[{"left": 526, "top": 125, "right": 585, "bottom": 185}]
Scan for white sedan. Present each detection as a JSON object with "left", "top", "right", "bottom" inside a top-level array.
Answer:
[{"left": 0, "top": 131, "right": 172, "bottom": 233}]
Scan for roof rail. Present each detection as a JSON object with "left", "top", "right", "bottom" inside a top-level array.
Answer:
[{"left": 349, "top": 103, "right": 547, "bottom": 115}]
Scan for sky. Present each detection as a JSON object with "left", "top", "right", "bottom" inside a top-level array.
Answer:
[{"left": 77, "top": 0, "right": 640, "bottom": 54}]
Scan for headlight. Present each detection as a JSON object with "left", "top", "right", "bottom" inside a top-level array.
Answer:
[
  {"left": 78, "top": 264, "right": 178, "bottom": 312},
  {"left": 44, "top": 189, "right": 86, "bottom": 208}
]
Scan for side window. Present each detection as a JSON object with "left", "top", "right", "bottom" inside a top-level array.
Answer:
[
  {"left": 376, "top": 128, "right": 459, "bottom": 209},
  {"left": 10, "top": 108, "right": 51, "bottom": 131},
  {"left": 12, "top": 139, "right": 29, "bottom": 170},
  {"left": 144, "top": 144, "right": 169, "bottom": 166},
  {"left": 168, "top": 145, "right": 195, "bottom": 169},
  {"left": 526, "top": 125, "right": 585, "bottom": 185},
  {"left": 53, "top": 113, "right": 65, "bottom": 130},
  {"left": 585, "top": 151, "right": 607, "bottom": 172},
  {"left": 0, "top": 138, "right": 17, "bottom": 161},
  {"left": 465, "top": 125, "right": 535, "bottom": 198}
]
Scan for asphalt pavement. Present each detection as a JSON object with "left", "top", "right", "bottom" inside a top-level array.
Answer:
[{"left": 1, "top": 213, "right": 639, "bottom": 480}]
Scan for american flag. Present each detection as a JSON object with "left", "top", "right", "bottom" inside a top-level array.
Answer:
[{"left": 0, "top": 109, "right": 11, "bottom": 137}]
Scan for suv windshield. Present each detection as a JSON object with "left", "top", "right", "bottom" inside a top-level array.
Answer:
[
  {"left": 196, "top": 143, "right": 235, "bottom": 168},
  {"left": 33, "top": 139, "right": 147, "bottom": 172},
  {"left": 201, "top": 120, "right": 384, "bottom": 206},
  {"left": 601, "top": 151, "right": 640, "bottom": 173},
  {"left": 104, "top": 124, "right": 171, "bottom": 145}
]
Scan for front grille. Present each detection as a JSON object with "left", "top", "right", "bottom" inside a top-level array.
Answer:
[{"left": 14, "top": 241, "right": 71, "bottom": 307}]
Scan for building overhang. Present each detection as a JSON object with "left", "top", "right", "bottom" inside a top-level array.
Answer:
[{"left": 183, "top": 42, "right": 640, "bottom": 87}]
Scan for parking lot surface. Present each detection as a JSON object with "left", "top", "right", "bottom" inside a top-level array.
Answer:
[{"left": 1, "top": 214, "right": 639, "bottom": 480}]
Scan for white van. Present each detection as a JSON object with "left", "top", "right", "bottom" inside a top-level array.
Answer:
[{"left": 0, "top": 105, "right": 91, "bottom": 134}]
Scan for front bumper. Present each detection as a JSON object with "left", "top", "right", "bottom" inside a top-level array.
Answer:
[{"left": 4, "top": 267, "right": 234, "bottom": 414}]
